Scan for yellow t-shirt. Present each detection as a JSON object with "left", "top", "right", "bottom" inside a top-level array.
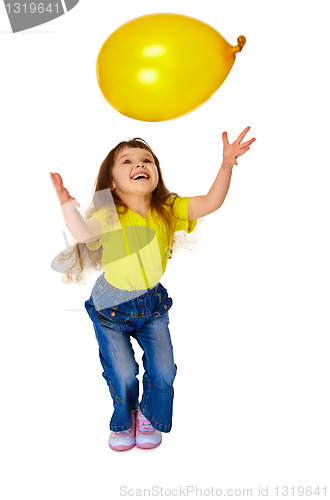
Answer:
[{"left": 86, "top": 196, "right": 197, "bottom": 290}]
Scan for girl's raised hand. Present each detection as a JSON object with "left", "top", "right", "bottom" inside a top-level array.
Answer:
[
  {"left": 222, "top": 126, "right": 256, "bottom": 168},
  {"left": 49, "top": 172, "right": 80, "bottom": 208}
]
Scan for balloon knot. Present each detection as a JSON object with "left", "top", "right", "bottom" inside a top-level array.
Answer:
[{"left": 236, "top": 35, "right": 246, "bottom": 52}]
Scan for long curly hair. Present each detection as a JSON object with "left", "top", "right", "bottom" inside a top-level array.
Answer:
[{"left": 58, "top": 138, "right": 193, "bottom": 284}]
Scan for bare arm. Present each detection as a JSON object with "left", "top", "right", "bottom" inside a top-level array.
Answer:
[
  {"left": 50, "top": 172, "right": 101, "bottom": 243},
  {"left": 188, "top": 127, "right": 256, "bottom": 220},
  {"left": 61, "top": 203, "right": 101, "bottom": 244}
]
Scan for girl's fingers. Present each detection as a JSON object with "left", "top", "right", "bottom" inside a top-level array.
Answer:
[
  {"left": 51, "top": 174, "right": 69, "bottom": 195},
  {"left": 52, "top": 172, "right": 64, "bottom": 184},
  {"left": 50, "top": 173, "right": 80, "bottom": 208},
  {"left": 49, "top": 172, "right": 57, "bottom": 185},
  {"left": 50, "top": 172, "right": 63, "bottom": 189},
  {"left": 222, "top": 131, "right": 229, "bottom": 144},
  {"left": 50, "top": 172, "right": 75, "bottom": 204},
  {"left": 236, "top": 146, "right": 252, "bottom": 160},
  {"left": 240, "top": 138, "right": 256, "bottom": 148},
  {"left": 236, "top": 126, "right": 251, "bottom": 144}
]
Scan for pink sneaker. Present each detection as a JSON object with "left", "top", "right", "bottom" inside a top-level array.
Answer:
[
  {"left": 108, "top": 411, "right": 136, "bottom": 452},
  {"left": 135, "top": 409, "right": 162, "bottom": 449}
]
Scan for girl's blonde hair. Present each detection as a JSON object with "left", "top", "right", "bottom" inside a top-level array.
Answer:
[{"left": 58, "top": 138, "right": 196, "bottom": 284}]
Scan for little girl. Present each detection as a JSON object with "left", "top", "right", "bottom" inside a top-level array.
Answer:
[{"left": 50, "top": 127, "right": 255, "bottom": 451}]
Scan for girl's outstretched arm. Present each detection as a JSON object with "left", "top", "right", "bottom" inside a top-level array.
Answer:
[
  {"left": 188, "top": 127, "right": 256, "bottom": 220},
  {"left": 50, "top": 172, "right": 101, "bottom": 243}
]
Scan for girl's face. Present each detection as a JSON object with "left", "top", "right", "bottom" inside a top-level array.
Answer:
[{"left": 110, "top": 146, "right": 159, "bottom": 197}]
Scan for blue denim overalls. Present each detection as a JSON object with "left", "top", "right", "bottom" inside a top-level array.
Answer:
[{"left": 84, "top": 272, "right": 176, "bottom": 433}]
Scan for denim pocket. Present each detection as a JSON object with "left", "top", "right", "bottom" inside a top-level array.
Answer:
[
  {"left": 96, "top": 307, "right": 132, "bottom": 331},
  {"left": 153, "top": 284, "right": 173, "bottom": 318}
]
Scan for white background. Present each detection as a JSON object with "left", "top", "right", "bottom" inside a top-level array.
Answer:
[{"left": 0, "top": 0, "right": 329, "bottom": 498}]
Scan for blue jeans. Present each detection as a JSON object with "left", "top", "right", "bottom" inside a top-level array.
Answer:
[{"left": 84, "top": 273, "right": 176, "bottom": 433}]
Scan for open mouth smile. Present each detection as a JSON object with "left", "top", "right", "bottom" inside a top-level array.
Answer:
[{"left": 131, "top": 172, "right": 150, "bottom": 180}]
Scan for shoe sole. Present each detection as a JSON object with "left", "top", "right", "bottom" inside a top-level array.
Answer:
[
  {"left": 109, "top": 442, "right": 136, "bottom": 452},
  {"left": 136, "top": 440, "right": 162, "bottom": 449}
]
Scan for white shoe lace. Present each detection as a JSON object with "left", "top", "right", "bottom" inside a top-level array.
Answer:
[{"left": 138, "top": 417, "right": 154, "bottom": 432}]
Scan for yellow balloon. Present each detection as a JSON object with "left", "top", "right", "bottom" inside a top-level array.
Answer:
[{"left": 96, "top": 13, "right": 246, "bottom": 122}]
